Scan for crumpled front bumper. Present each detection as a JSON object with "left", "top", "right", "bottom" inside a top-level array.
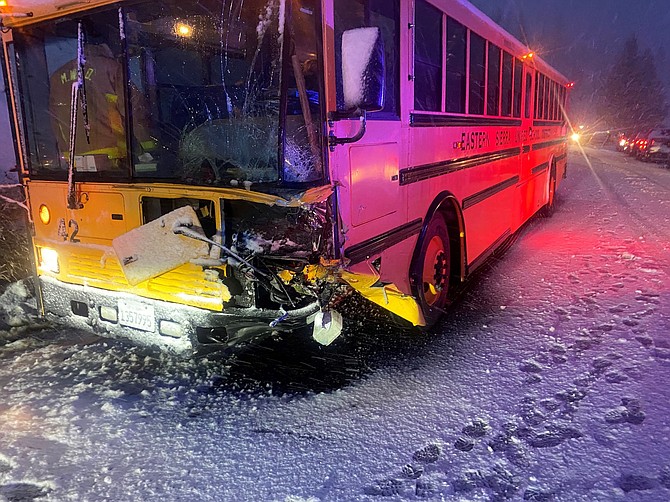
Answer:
[{"left": 39, "top": 276, "right": 320, "bottom": 355}]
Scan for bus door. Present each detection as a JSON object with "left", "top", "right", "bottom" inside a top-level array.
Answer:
[{"left": 327, "top": 0, "right": 406, "bottom": 265}]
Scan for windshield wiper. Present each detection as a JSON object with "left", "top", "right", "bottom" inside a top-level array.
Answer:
[{"left": 67, "top": 21, "right": 90, "bottom": 210}]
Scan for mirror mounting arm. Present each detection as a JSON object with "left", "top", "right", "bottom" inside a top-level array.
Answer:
[{"left": 327, "top": 110, "right": 367, "bottom": 151}]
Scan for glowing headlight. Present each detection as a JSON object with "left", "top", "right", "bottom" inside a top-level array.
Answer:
[
  {"left": 571, "top": 133, "right": 581, "bottom": 143},
  {"left": 619, "top": 139, "right": 626, "bottom": 147},
  {"left": 38, "top": 247, "right": 60, "bottom": 274}
]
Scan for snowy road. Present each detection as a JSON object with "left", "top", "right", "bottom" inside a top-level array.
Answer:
[{"left": 1, "top": 146, "right": 670, "bottom": 501}]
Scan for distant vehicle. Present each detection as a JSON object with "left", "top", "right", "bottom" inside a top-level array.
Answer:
[
  {"left": 628, "top": 132, "right": 647, "bottom": 157},
  {"left": 637, "top": 128, "right": 670, "bottom": 163},
  {"left": 616, "top": 132, "right": 633, "bottom": 152}
]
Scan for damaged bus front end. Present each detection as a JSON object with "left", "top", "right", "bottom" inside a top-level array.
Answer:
[
  {"left": 36, "top": 186, "right": 342, "bottom": 354},
  {"left": 5, "top": 0, "right": 428, "bottom": 355},
  {"left": 6, "top": 0, "right": 351, "bottom": 354}
]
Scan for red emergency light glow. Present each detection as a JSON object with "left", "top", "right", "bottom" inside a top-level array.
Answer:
[{"left": 566, "top": 82, "right": 575, "bottom": 88}]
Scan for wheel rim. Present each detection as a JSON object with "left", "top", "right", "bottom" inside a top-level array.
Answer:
[{"left": 422, "top": 235, "right": 448, "bottom": 306}]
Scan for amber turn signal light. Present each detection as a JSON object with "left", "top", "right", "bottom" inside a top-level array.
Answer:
[{"left": 38, "top": 204, "right": 51, "bottom": 225}]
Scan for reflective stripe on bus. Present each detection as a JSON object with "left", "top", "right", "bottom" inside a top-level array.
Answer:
[
  {"left": 344, "top": 219, "right": 423, "bottom": 264},
  {"left": 400, "top": 147, "right": 521, "bottom": 185}
]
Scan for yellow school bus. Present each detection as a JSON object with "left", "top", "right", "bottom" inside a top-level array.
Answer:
[{"left": 1, "top": 0, "right": 568, "bottom": 354}]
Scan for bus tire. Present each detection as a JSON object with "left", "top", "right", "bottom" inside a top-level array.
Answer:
[
  {"left": 414, "top": 214, "right": 451, "bottom": 327},
  {"left": 540, "top": 166, "right": 557, "bottom": 218}
]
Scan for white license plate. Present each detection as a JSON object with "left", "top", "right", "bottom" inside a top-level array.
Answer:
[{"left": 118, "top": 300, "right": 155, "bottom": 332}]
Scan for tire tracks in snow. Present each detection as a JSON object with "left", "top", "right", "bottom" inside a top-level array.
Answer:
[{"left": 583, "top": 149, "right": 670, "bottom": 256}]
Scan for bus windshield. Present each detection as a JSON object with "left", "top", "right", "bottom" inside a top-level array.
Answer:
[{"left": 14, "top": 0, "right": 323, "bottom": 186}]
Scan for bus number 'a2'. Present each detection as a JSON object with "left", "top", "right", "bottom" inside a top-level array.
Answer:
[{"left": 57, "top": 217, "right": 80, "bottom": 243}]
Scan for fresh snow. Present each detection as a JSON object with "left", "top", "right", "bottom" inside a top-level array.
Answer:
[
  {"left": 1, "top": 146, "right": 670, "bottom": 501},
  {"left": 341, "top": 28, "right": 379, "bottom": 109}
]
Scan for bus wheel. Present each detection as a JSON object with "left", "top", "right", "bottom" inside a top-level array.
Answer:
[
  {"left": 415, "top": 214, "right": 451, "bottom": 327},
  {"left": 540, "top": 167, "right": 557, "bottom": 218}
]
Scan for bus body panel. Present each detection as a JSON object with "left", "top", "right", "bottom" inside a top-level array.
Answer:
[
  {"left": 405, "top": 124, "right": 522, "bottom": 267},
  {"left": 330, "top": 121, "right": 406, "bottom": 240}
]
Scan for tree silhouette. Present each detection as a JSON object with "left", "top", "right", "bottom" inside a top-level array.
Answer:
[{"left": 598, "top": 36, "right": 668, "bottom": 132}]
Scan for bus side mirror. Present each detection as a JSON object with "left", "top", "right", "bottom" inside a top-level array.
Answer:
[{"left": 340, "top": 27, "right": 385, "bottom": 113}]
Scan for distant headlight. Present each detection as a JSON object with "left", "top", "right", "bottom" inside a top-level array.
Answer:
[
  {"left": 571, "top": 133, "right": 581, "bottom": 143},
  {"left": 619, "top": 139, "right": 626, "bottom": 147},
  {"left": 38, "top": 247, "right": 60, "bottom": 274}
]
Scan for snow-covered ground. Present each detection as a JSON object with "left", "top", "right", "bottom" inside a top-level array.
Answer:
[{"left": 1, "top": 146, "right": 669, "bottom": 501}]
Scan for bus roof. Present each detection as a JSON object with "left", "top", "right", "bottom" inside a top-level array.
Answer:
[{"left": 2, "top": 0, "right": 569, "bottom": 84}]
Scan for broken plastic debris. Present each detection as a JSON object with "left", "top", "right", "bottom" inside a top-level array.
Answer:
[
  {"left": 340, "top": 270, "right": 425, "bottom": 326},
  {"left": 312, "top": 310, "right": 343, "bottom": 346},
  {"left": 112, "top": 206, "right": 209, "bottom": 286},
  {"left": 282, "top": 184, "right": 334, "bottom": 207}
]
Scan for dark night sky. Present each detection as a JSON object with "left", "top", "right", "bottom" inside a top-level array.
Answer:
[{"left": 469, "top": 0, "right": 670, "bottom": 126}]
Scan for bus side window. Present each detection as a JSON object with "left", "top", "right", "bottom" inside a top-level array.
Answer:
[
  {"left": 334, "top": 0, "right": 400, "bottom": 118},
  {"left": 414, "top": 0, "right": 442, "bottom": 112},
  {"left": 525, "top": 72, "right": 532, "bottom": 119},
  {"left": 501, "top": 51, "right": 513, "bottom": 117},
  {"left": 486, "top": 44, "right": 501, "bottom": 116},
  {"left": 538, "top": 74, "right": 545, "bottom": 119},
  {"left": 469, "top": 32, "right": 486, "bottom": 115},
  {"left": 445, "top": 17, "right": 467, "bottom": 114},
  {"left": 513, "top": 58, "right": 522, "bottom": 118}
]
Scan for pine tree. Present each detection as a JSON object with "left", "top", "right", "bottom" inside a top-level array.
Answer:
[{"left": 598, "top": 36, "right": 668, "bottom": 132}]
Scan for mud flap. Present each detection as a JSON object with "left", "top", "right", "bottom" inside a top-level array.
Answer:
[
  {"left": 113, "top": 206, "right": 210, "bottom": 286},
  {"left": 340, "top": 271, "right": 426, "bottom": 326}
]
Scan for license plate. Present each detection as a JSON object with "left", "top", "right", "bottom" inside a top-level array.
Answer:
[{"left": 118, "top": 300, "right": 155, "bottom": 332}]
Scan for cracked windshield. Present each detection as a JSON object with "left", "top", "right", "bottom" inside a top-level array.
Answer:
[{"left": 14, "top": 0, "right": 323, "bottom": 186}]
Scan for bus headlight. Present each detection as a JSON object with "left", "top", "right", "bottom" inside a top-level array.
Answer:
[
  {"left": 571, "top": 133, "right": 581, "bottom": 143},
  {"left": 38, "top": 247, "right": 60, "bottom": 274}
]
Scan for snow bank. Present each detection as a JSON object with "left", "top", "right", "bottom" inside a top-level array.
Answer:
[{"left": 0, "top": 280, "right": 33, "bottom": 329}]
